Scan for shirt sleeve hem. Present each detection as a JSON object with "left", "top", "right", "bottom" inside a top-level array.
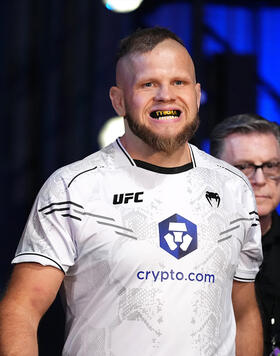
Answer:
[
  {"left": 234, "top": 268, "right": 258, "bottom": 282},
  {"left": 12, "top": 253, "right": 67, "bottom": 274}
]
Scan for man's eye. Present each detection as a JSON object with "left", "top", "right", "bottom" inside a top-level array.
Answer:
[
  {"left": 174, "top": 80, "right": 183, "bottom": 86},
  {"left": 265, "top": 162, "right": 277, "bottom": 168},
  {"left": 144, "top": 82, "right": 153, "bottom": 87},
  {"left": 235, "top": 164, "right": 250, "bottom": 170},
  {"left": 264, "top": 162, "right": 275, "bottom": 168}
]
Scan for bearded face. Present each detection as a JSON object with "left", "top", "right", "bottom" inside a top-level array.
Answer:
[
  {"left": 110, "top": 39, "right": 201, "bottom": 155},
  {"left": 125, "top": 110, "right": 200, "bottom": 154}
]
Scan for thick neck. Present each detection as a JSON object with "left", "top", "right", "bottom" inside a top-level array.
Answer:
[{"left": 119, "top": 135, "right": 192, "bottom": 168}]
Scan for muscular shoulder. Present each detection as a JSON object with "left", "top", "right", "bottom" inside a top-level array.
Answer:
[
  {"left": 38, "top": 142, "right": 121, "bottom": 204},
  {"left": 189, "top": 144, "right": 251, "bottom": 190}
]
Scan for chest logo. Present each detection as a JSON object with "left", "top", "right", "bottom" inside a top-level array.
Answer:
[
  {"left": 205, "top": 191, "right": 220, "bottom": 207},
  {"left": 159, "top": 214, "right": 197, "bottom": 259},
  {"left": 113, "top": 192, "right": 144, "bottom": 205}
]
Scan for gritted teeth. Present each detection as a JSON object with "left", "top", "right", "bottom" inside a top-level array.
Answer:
[{"left": 150, "top": 110, "right": 181, "bottom": 119}]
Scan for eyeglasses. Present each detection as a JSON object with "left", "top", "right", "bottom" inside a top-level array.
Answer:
[{"left": 234, "top": 162, "right": 280, "bottom": 180}]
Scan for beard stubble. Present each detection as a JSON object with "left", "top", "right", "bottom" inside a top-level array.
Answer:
[{"left": 124, "top": 112, "right": 200, "bottom": 155}]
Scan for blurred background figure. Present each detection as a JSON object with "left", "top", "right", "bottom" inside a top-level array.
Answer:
[{"left": 210, "top": 113, "right": 280, "bottom": 356}]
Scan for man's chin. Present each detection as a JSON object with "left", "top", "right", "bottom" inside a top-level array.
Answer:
[
  {"left": 125, "top": 114, "right": 199, "bottom": 154},
  {"left": 139, "top": 132, "right": 189, "bottom": 154},
  {"left": 257, "top": 205, "right": 273, "bottom": 218}
]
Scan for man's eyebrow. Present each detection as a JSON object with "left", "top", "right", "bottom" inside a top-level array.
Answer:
[
  {"left": 234, "top": 161, "right": 252, "bottom": 164},
  {"left": 235, "top": 159, "right": 280, "bottom": 164}
]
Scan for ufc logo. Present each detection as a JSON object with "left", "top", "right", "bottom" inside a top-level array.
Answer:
[{"left": 113, "top": 192, "right": 144, "bottom": 205}]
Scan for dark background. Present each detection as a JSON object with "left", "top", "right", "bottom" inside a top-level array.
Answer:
[{"left": 1, "top": 0, "right": 280, "bottom": 354}]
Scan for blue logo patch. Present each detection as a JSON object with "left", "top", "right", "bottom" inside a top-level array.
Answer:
[{"left": 159, "top": 214, "right": 197, "bottom": 259}]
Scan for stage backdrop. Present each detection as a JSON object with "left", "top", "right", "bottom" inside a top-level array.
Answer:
[{"left": 1, "top": 1, "right": 280, "bottom": 354}]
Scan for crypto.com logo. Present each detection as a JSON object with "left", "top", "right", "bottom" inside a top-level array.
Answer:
[{"left": 159, "top": 214, "right": 197, "bottom": 259}]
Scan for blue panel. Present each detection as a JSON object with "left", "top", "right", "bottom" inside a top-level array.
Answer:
[
  {"left": 228, "top": 7, "right": 254, "bottom": 54},
  {"left": 203, "top": 5, "right": 228, "bottom": 55},
  {"left": 201, "top": 139, "right": 210, "bottom": 154},
  {"left": 203, "top": 5, "right": 254, "bottom": 55},
  {"left": 258, "top": 8, "right": 280, "bottom": 85},
  {"left": 143, "top": 3, "right": 192, "bottom": 51},
  {"left": 257, "top": 87, "right": 280, "bottom": 124},
  {"left": 257, "top": 7, "right": 280, "bottom": 124}
]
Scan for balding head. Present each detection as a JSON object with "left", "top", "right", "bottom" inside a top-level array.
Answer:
[
  {"left": 115, "top": 26, "right": 186, "bottom": 62},
  {"left": 114, "top": 27, "right": 196, "bottom": 85},
  {"left": 116, "top": 38, "right": 197, "bottom": 90}
]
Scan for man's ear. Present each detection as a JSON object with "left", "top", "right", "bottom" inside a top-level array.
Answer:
[
  {"left": 109, "top": 86, "right": 126, "bottom": 117},
  {"left": 195, "top": 83, "right": 201, "bottom": 110}
]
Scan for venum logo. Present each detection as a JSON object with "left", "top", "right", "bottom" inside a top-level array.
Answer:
[
  {"left": 159, "top": 214, "right": 197, "bottom": 259},
  {"left": 113, "top": 192, "right": 144, "bottom": 205},
  {"left": 205, "top": 191, "right": 220, "bottom": 207}
]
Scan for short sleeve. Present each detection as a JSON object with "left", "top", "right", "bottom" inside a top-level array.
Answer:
[
  {"left": 12, "top": 169, "right": 81, "bottom": 273},
  {"left": 234, "top": 185, "right": 263, "bottom": 282}
]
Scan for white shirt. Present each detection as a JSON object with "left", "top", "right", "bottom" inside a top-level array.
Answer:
[{"left": 13, "top": 139, "right": 262, "bottom": 356}]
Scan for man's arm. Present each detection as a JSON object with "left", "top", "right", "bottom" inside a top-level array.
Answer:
[
  {"left": 232, "top": 280, "right": 263, "bottom": 356},
  {"left": 0, "top": 263, "right": 64, "bottom": 356}
]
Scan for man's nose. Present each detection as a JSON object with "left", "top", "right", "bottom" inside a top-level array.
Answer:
[
  {"left": 155, "top": 84, "right": 175, "bottom": 101},
  {"left": 250, "top": 167, "right": 266, "bottom": 185}
]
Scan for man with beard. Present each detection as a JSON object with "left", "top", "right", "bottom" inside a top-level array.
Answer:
[{"left": 0, "top": 27, "right": 263, "bottom": 356}]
